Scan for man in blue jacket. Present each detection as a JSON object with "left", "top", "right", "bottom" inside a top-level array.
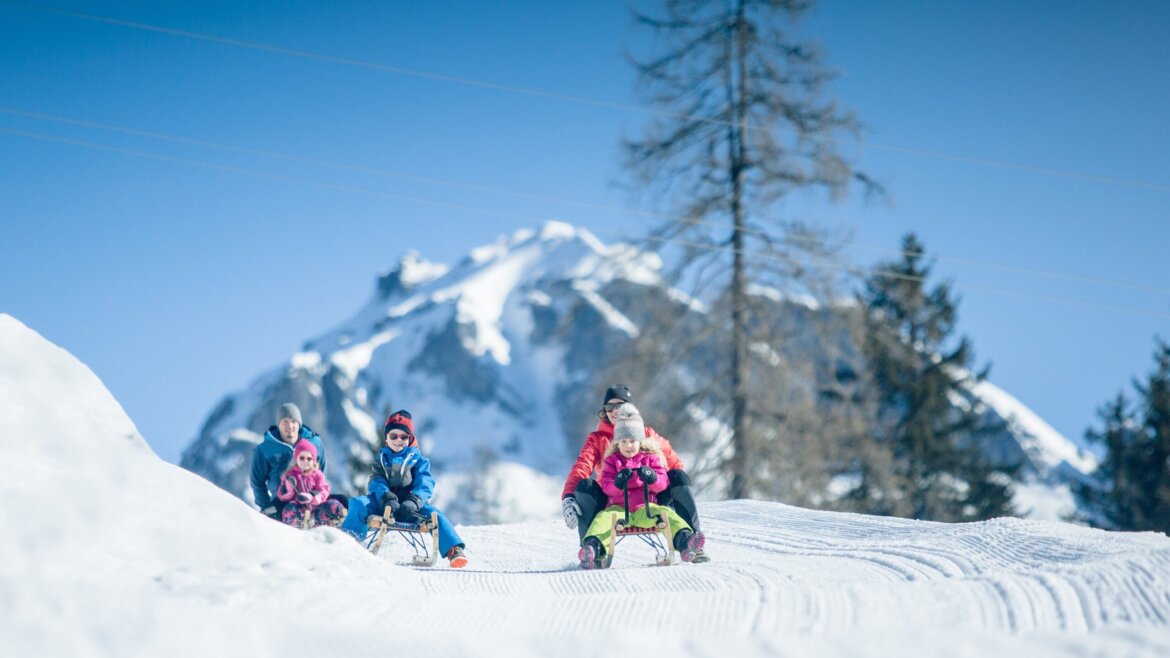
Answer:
[{"left": 250, "top": 403, "right": 327, "bottom": 518}]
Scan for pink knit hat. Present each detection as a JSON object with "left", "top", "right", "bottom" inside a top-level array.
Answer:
[{"left": 293, "top": 438, "right": 317, "bottom": 460}]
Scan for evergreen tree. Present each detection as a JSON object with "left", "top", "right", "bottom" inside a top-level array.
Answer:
[
  {"left": 1079, "top": 339, "right": 1170, "bottom": 532},
  {"left": 624, "top": 0, "right": 878, "bottom": 498},
  {"left": 854, "top": 233, "right": 1016, "bottom": 521}
]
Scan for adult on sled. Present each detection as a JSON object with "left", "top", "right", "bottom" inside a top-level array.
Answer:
[
  {"left": 250, "top": 403, "right": 329, "bottom": 519},
  {"left": 340, "top": 410, "right": 468, "bottom": 568},
  {"left": 561, "top": 385, "right": 708, "bottom": 563},
  {"left": 578, "top": 404, "right": 705, "bottom": 569},
  {"left": 275, "top": 439, "right": 347, "bottom": 528}
]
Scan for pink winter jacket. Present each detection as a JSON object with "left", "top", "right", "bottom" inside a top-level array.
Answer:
[
  {"left": 599, "top": 449, "right": 668, "bottom": 511},
  {"left": 276, "top": 467, "right": 331, "bottom": 506}
]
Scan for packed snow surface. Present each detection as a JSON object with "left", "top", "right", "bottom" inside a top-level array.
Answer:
[{"left": 3, "top": 313, "right": 1169, "bottom": 657}]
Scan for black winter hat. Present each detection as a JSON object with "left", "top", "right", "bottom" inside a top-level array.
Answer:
[{"left": 602, "top": 385, "right": 632, "bottom": 406}]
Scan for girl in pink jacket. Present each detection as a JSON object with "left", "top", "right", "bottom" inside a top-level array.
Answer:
[
  {"left": 578, "top": 404, "right": 705, "bottom": 568},
  {"left": 276, "top": 439, "right": 347, "bottom": 528}
]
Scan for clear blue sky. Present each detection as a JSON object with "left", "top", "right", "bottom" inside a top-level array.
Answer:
[{"left": 3, "top": 1, "right": 1167, "bottom": 463}]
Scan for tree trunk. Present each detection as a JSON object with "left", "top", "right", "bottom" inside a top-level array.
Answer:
[{"left": 729, "top": 0, "right": 750, "bottom": 499}]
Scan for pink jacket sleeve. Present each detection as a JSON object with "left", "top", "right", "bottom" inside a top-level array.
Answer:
[
  {"left": 642, "top": 453, "right": 669, "bottom": 496},
  {"left": 599, "top": 453, "right": 625, "bottom": 499},
  {"left": 310, "top": 471, "right": 331, "bottom": 505},
  {"left": 276, "top": 473, "right": 297, "bottom": 502}
]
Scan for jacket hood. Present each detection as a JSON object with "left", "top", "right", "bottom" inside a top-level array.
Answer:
[{"left": 603, "top": 436, "right": 663, "bottom": 460}]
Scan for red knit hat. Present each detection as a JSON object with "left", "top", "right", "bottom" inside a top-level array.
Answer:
[{"left": 384, "top": 410, "right": 414, "bottom": 437}]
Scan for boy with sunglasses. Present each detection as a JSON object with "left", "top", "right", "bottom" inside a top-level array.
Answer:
[{"left": 340, "top": 409, "right": 468, "bottom": 568}]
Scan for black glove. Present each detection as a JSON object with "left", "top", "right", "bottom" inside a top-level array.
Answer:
[
  {"left": 380, "top": 492, "right": 400, "bottom": 515},
  {"left": 613, "top": 468, "right": 633, "bottom": 490},
  {"left": 637, "top": 466, "right": 657, "bottom": 484},
  {"left": 395, "top": 497, "right": 420, "bottom": 522}
]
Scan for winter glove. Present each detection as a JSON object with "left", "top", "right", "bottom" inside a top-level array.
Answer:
[
  {"left": 296, "top": 492, "right": 313, "bottom": 504},
  {"left": 380, "top": 491, "right": 400, "bottom": 515},
  {"left": 561, "top": 496, "right": 581, "bottom": 529},
  {"left": 613, "top": 468, "right": 633, "bottom": 490},
  {"left": 637, "top": 466, "right": 657, "bottom": 484},
  {"left": 394, "top": 498, "right": 420, "bottom": 522}
]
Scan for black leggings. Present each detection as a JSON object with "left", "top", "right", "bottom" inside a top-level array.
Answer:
[{"left": 573, "top": 469, "right": 700, "bottom": 541}]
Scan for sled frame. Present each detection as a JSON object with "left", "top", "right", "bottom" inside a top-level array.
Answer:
[
  {"left": 612, "top": 512, "right": 674, "bottom": 566},
  {"left": 364, "top": 510, "right": 440, "bottom": 566}
]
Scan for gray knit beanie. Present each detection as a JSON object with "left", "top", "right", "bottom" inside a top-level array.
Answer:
[
  {"left": 612, "top": 403, "right": 645, "bottom": 442},
  {"left": 276, "top": 403, "right": 302, "bottom": 424}
]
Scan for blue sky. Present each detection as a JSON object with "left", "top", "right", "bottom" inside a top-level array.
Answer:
[{"left": 2, "top": 1, "right": 1167, "bottom": 463}]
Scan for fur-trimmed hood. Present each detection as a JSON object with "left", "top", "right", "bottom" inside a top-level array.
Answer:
[{"left": 603, "top": 436, "right": 664, "bottom": 460}]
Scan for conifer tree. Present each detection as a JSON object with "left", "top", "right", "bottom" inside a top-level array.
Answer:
[
  {"left": 854, "top": 233, "right": 1015, "bottom": 521},
  {"left": 1079, "top": 339, "right": 1170, "bottom": 532}
]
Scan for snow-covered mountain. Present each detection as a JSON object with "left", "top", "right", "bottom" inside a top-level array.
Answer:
[
  {"left": 179, "top": 222, "right": 1096, "bottom": 521},
  {"left": 4, "top": 313, "right": 1169, "bottom": 658}
]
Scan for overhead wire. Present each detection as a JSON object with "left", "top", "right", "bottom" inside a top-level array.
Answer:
[
  {"left": 2, "top": 3, "right": 1168, "bottom": 318},
  {"left": 4, "top": 105, "right": 1169, "bottom": 299},
  {"left": 6, "top": 0, "right": 1170, "bottom": 194},
  {"left": 3, "top": 124, "right": 1168, "bottom": 321},
  {"left": 0, "top": 127, "right": 549, "bottom": 223}
]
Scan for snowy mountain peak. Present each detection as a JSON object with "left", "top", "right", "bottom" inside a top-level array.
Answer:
[
  {"left": 376, "top": 249, "right": 449, "bottom": 301},
  {"left": 180, "top": 224, "right": 1099, "bottom": 524}
]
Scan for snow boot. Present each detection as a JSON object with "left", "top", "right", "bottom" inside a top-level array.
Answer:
[
  {"left": 578, "top": 537, "right": 605, "bottom": 570},
  {"left": 446, "top": 545, "right": 468, "bottom": 569},
  {"left": 675, "top": 529, "right": 706, "bottom": 563}
]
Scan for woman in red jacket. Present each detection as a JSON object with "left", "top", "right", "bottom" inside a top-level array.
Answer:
[{"left": 561, "top": 384, "right": 708, "bottom": 563}]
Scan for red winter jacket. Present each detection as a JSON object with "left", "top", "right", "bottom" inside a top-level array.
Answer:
[{"left": 561, "top": 418, "right": 685, "bottom": 498}]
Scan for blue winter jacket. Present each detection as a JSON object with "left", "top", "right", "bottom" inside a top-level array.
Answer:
[
  {"left": 250, "top": 425, "right": 326, "bottom": 509},
  {"left": 367, "top": 445, "right": 435, "bottom": 507}
]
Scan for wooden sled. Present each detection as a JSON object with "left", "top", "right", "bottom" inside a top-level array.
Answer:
[
  {"left": 610, "top": 478, "right": 675, "bottom": 567},
  {"left": 613, "top": 510, "right": 675, "bottom": 566},
  {"left": 364, "top": 510, "right": 440, "bottom": 567}
]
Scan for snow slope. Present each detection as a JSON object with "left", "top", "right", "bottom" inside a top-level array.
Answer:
[{"left": 4, "top": 314, "right": 1169, "bottom": 658}]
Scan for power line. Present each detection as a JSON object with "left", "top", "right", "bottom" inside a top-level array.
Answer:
[
  {"left": 640, "top": 234, "right": 1170, "bottom": 321},
  {"left": 7, "top": 1, "right": 1169, "bottom": 194},
  {"left": 0, "top": 127, "right": 549, "bottom": 223},
  {"left": 0, "top": 106, "right": 660, "bottom": 220},
  {"left": 13, "top": 123, "right": 1164, "bottom": 321},
  {"left": 5, "top": 105, "right": 1169, "bottom": 298}
]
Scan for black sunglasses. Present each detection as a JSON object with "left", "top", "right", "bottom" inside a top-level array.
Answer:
[{"left": 602, "top": 402, "right": 626, "bottom": 412}]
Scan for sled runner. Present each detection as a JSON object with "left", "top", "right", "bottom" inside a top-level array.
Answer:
[
  {"left": 363, "top": 510, "right": 440, "bottom": 566},
  {"left": 613, "top": 515, "right": 673, "bottom": 566}
]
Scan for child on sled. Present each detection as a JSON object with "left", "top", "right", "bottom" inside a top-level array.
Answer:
[
  {"left": 340, "top": 410, "right": 469, "bottom": 568},
  {"left": 276, "top": 439, "right": 347, "bottom": 528},
  {"left": 578, "top": 403, "right": 705, "bottom": 569}
]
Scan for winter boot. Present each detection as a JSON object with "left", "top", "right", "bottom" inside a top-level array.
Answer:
[
  {"left": 578, "top": 537, "right": 605, "bottom": 570},
  {"left": 446, "top": 545, "right": 468, "bottom": 569},
  {"left": 674, "top": 529, "right": 706, "bottom": 563}
]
